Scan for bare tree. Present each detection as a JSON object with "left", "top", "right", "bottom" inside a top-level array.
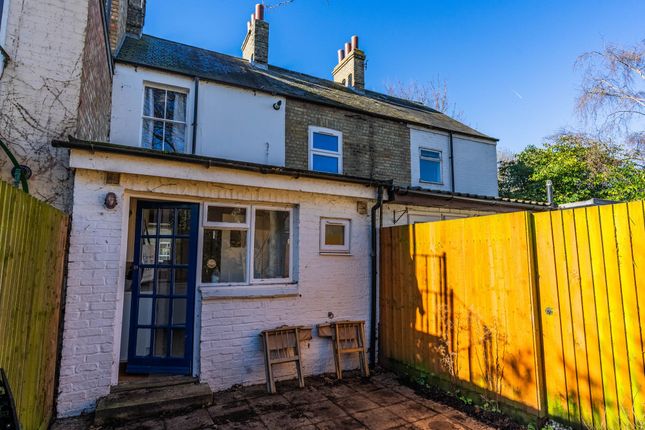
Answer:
[
  {"left": 576, "top": 41, "right": 644, "bottom": 158},
  {"left": 385, "top": 77, "right": 464, "bottom": 120}
]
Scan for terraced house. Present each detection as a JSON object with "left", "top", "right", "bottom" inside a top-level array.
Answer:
[{"left": 54, "top": 1, "right": 546, "bottom": 417}]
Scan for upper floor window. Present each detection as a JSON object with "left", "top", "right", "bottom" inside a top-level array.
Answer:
[
  {"left": 419, "top": 148, "right": 442, "bottom": 184},
  {"left": 309, "top": 126, "right": 343, "bottom": 174},
  {"left": 142, "top": 86, "right": 187, "bottom": 153}
]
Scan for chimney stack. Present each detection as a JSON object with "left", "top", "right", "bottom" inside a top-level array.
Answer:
[
  {"left": 126, "top": 0, "right": 146, "bottom": 38},
  {"left": 332, "top": 35, "right": 365, "bottom": 91},
  {"left": 242, "top": 4, "right": 269, "bottom": 68}
]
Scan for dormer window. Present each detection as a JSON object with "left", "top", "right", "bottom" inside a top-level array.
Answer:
[
  {"left": 308, "top": 126, "right": 343, "bottom": 174},
  {"left": 142, "top": 85, "right": 187, "bottom": 153}
]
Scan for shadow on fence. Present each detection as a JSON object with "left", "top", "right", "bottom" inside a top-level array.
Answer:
[{"left": 379, "top": 201, "right": 645, "bottom": 429}]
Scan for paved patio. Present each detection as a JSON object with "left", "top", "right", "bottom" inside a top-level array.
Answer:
[{"left": 53, "top": 372, "right": 495, "bottom": 430}]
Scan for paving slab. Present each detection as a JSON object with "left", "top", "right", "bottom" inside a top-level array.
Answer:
[
  {"left": 386, "top": 399, "right": 438, "bottom": 423},
  {"left": 336, "top": 393, "right": 380, "bottom": 414},
  {"left": 163, "top": 408, "right": 213, "bottom": 430},
  {"left": 281, "top": 385, "right": 327, "bottom": 406},
  {"left": 353, "top": 406, "right": 408, "bottom": 430},
  {"left": 248, "top": 393, "right": 291, "bottom": 413},
  {"left": 367, "top": 388, "right": 408, "bottom": 406},
  {"left": 50, "top": 371, "right": 497, "bottom": 430},
  {"left": 314, "top": 415, "right": 367, "bottom": 429},
  {"left": 259, "top": 409, "right": 316, "bottom": 429},
  {"left": 293, "top": 399, "right": 348, "bottom": 424}
]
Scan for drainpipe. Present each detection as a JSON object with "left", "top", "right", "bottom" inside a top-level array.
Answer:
[
  {"left": 369, "top": 185, "right": 384, "bottom": 367},
  {"left": 449, "top": 132, "right": 455, "bottom": 193},
  {"left": 191, "top": 77, "right": 200, "bottom": 154}
]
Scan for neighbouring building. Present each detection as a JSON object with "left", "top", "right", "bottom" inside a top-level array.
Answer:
[
  {"left": 0, "top": 0, "right": 115, "bottom": 210},
  {"left": 53, "top": 2, "right": 547, "bottom": 417}
]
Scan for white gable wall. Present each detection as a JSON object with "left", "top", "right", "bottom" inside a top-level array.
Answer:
[
  {"left": 410, "top": 127, "right": 498, "bottom": 197},
  {"left": 409, "top": 128, "right": 452, "bottom": 192},
  {"left": 110, "top": 64, "right": 286, "bottom": 166},
  {"left": 452, "top": 136, "right": 499, "bottom": 197}
]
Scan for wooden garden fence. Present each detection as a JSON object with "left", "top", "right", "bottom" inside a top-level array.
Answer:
[
  {"left": 0, "top": 180, "right": 69, "bottom": 430},
  {"left": 379, "top": 201, "right": 645, "bottom": 429}
]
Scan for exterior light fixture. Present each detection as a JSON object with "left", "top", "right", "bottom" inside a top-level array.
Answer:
[
  {"left": 104, "top": 192, "right": 118, "bottom": 209},
  {"left": 273, "top": 100, "right": 282, "bottom": 110}
]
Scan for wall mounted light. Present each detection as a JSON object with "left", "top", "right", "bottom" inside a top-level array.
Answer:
[
  {"left": 104, "top": 192, "right": 118, "bottom": 209},
  {"left": 273, "top": 100, "right": 282, "bottom": 110}
]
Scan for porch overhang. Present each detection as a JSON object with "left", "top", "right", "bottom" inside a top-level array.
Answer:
[{"left": 52, "top": 137, "right": 385, "bottom": 200}]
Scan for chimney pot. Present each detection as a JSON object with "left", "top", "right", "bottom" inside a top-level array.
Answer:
[
  {"left": 333, "top": 35, "right": 366, "bottom": 91},
  {"left": 337, "top": 49, "right": 345, "bottom": 63},
  {"left": 351, "top": 35, "right": 359, "bottom": 50},
  {"left": 255, "top": 3, "right": 264, "bottom": 21},
  {"left": 242, "top": 4, "right": 270, "bottom": 67}
]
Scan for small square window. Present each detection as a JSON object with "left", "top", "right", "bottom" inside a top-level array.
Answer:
[{"left": 320, "top": 218, "right": 351, "bottom": 254}]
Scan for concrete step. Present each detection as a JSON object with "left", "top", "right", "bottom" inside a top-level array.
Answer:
[
  {"left": 110, "top": 375, "right": 198, "bottom": 393},
  {"left": 94, "top": 380, "right": 212, "bottom": 426}
]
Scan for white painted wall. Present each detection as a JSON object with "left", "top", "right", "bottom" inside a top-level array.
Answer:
[
  {"left": 110, "top": 64, "right": 286, "bottom": 166},
  {"left": 110, "top": 65, "right": 195, "bottom": 149},
  {"left": 0, "top": 0, "right": 91, "bottom": 210},
  {"left": 57, "top": 152, "right": 374, "bottom": 417},
  {"left": 409, "top": 128, "right": 452, "bottom": 192},
  {"left": 453, "top": 135, "right": 499, "bottom": 197},
  {"left": 196, "top": 81, "right": 285, "bottom": 166},
  {"left": 409, "top": 127, "right": 498, "bottom": 197}
]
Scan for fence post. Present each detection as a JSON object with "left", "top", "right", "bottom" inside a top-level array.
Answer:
[{"left": 526, "top": 211, "right": 549, "bottom": 420}]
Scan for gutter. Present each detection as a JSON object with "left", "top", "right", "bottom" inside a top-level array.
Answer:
[
  {"left": 51, "top": 138, "right": 391, "bottom": 189},
  {"left": 369, "top": 186, "right": 383, "bottom": 367},
  {"left": 449, "top": 131, "right": 455, "bottom": 193},
  {"left": 191, "top": 77, "right": 199, "bottom": 154}
]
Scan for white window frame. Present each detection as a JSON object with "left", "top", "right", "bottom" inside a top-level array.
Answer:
[
  {"left": 320, "top": 218, "right": 351, "bottom": 255},
  {"left": 249, "top": 205, "right": 293, "bottom": 285},
  {"left": 140, "top": 82, "right": 189, "bottom": 153},
  {"left": 308, "top": 126, "right": 343, "bottom": 174},
  {"left": 419, "top": 147, "right": 443, "bottom": 185},
  {"left": 199, "top": 202, "right": 293, "bottom": 287}
]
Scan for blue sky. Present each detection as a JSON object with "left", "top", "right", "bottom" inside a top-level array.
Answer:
[{"left": 143, "top": 0, "right": 645, "bottom": 153}]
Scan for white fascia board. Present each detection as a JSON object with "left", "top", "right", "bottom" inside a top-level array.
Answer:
[{"left": 69, "top": 149, "right": 376, "bottom": 200}]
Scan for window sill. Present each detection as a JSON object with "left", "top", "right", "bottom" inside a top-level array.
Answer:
[
  {"left": 199, "top": 283, "right": 299, "bottom": 300},
  {"left": 319, "top": 251, "right": 352, "bottom": 256}
]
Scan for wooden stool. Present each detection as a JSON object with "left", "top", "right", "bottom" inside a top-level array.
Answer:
[
  {"left": 318, "top": 320, "right": 369, "bottom": 380},
  {"left": 260, "top": 325, "right": 312, "bottom": 393}
]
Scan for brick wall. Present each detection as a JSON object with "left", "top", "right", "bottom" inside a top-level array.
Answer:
[
  {"left": 76, "top": 0, "right": 113, "bottom": 141},
  {"left": 108, "top": 0, "right": 128, "bottom": 53},
  {"left": 0, "top": 0, "right": 91, "bottom": 210},
  {"left": 285, "top": 98, "right": 411, "bottom": 186},
  {"left": 57, "top": 167, "right": 373, "bottom": 416}
]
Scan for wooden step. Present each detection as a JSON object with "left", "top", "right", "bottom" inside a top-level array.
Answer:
[{"left": 94, "top": 380, "right": 212, "bottom": 426}]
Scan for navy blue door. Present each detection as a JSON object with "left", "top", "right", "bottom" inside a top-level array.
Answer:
[{"left": 127, "top": 201, "right": 199, "bottom": 375}]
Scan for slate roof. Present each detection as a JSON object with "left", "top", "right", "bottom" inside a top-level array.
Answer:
[{"left": 116, "top": 34, "right": 496, "bottom": 141}]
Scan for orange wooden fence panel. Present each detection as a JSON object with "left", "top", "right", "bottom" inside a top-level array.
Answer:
[
  {"left": 0, "top": 180, "right": 69, "bottom": 430},
  {"left": 535, "top": 201, "right": 645, "bottom": 429},
  {"left": 380, "top": 201, "right": 645, "bottom": 428},
  {"left": 380, "top": 212, "right": 544, "bottom": 416}
]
